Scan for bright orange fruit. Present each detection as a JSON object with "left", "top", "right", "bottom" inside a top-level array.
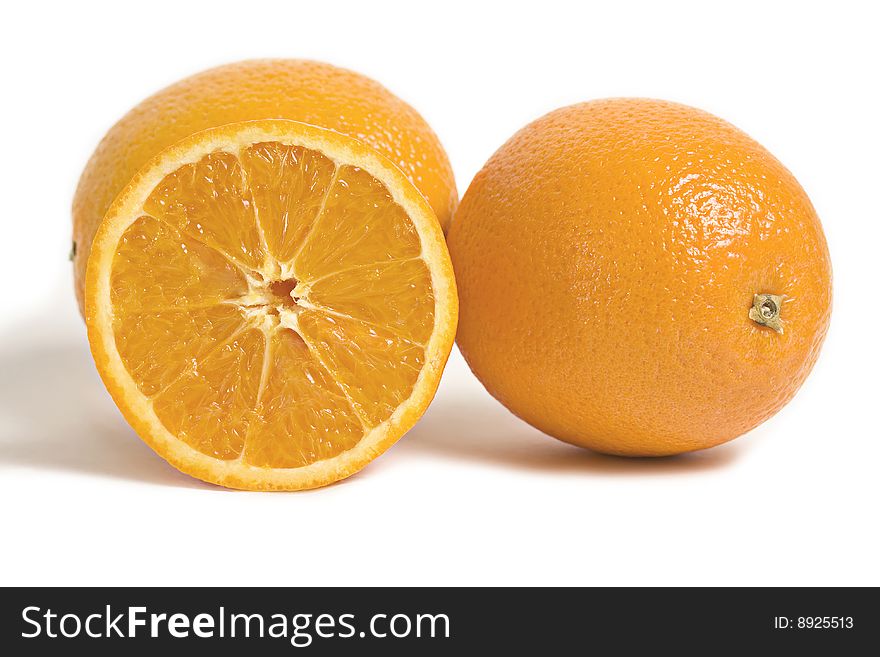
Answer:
[
  {"left": 73, "top": 59, "right": 457, "bottom": 313},
  {"left": 84, "top": 120, "right": 457, "bottom": 489},
  {"left": 448, "top": 99, "right": 832, "bottom": 456}
]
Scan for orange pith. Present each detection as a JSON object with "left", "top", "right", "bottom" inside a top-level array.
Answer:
[{"left": 86, "top": 121, "right": 457, "bottom": 489}]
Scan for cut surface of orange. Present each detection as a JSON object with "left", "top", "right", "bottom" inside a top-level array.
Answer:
[{"left": 85, "top": 120, "right": 457, "bottom": 490}]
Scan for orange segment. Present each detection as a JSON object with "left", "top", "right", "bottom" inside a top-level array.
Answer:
[
  {"left": 85, "top": 120, "right": 457, "bottom": 490},
  {"left": 243, "top": 329, "right": 365, "bottom": 469},
  {"left": 153, "top": 328, "right": 266, "bottom": 460},
  {"left": 113, "top": 305, "right": 245, "bottom": 397},
  {"left": 295, "top": 311, "right": 425, "bottom": 426},
  {"left": 110, "top": 215, "right": 248, "bottom": 311},
  {"left": 239, "top": 142, "right": 337, "bottom": 264},
  {"left": 294, "top": 165, "right": 422, "bottom": 281},
  {"left": 144, "top": 151, "right": 266, "bottom": 272},
  {"left": 304, "top": 258, "right": 435, "bottom": 344}
]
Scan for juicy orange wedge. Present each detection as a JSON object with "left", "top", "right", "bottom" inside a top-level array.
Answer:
[{"left": 85, "top": 120, "right": 457, "bottom": 490}]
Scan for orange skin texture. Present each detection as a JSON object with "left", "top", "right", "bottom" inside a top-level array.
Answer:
[
  {"left": 72, "top": 59, "right": 457, "bottom": 310},
  {"left": 448, "top": 99, "right": 832, "bottom": 456}
]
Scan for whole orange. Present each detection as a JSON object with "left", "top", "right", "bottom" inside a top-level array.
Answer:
[
  {"left": 448, "top": 99, "right": 832, "bottom": 456},
  {"left": 72, "top": 59, "right": 456, "bottom": 311}
]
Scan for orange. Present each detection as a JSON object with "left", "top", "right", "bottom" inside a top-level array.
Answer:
[
  {"left": 73, "top": 59, "right": 457, "bottom": 312},
  {"left": 448, "top": 99, "right": 832, "bottom": 456},
  {"left": 84, "top": 120, "right": 457, "bottom": 489}
]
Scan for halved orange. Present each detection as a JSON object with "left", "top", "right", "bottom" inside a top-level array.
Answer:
[{"left": 84, "top": 120, "right": 457, "bottom": 490}]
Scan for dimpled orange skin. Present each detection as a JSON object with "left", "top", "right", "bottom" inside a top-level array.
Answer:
[
  {"left": 448, "top": 99, "right": 832, "bottom": 456},
  {"left": 72, "top": 59, "right": 457, "bottom": 311}
]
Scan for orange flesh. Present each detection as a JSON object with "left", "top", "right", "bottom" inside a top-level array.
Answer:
[{"left": 109, "top": 142, "right": 434, "bottom": 466}]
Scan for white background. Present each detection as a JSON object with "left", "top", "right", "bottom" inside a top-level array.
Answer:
[{"left": 2, "top": 0, "right": 878, "bottom": 586}]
